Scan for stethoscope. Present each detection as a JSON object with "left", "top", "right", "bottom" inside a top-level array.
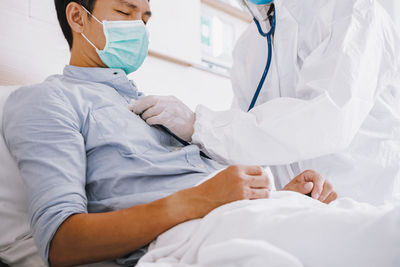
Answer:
[
  {"left": 247, "top": 6, "right": 276, "bottom": 112},
  {"left": 245, "top": 5, "right": 302, "bottom": 177},
  {"left": 159, "top": 5, "right": 276, "bottom": 159}
]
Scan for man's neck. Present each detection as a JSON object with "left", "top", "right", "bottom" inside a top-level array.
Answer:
[{"left": 69, "top": 42, "right": 106, "bottom": 69}]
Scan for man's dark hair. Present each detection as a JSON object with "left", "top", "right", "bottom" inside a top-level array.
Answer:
[{"left": 55, "top": 0, "right": 97, "bottom": 50}]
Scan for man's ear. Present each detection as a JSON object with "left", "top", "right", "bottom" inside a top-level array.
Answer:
[{"left": 66, "top": 2, "right": 86, "bottom": 34}]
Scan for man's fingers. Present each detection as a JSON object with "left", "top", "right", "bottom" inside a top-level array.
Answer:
[
  {"left": 302, "top": 182, "right": 314, "bottom": 194},
  {"left": 285, "top": 181, "right": 313, "bottom": 194},
  {"left": 247, "top": 175, "right": 271, "bottom": 189},
  {"left": 244, "top": 166, "right": 264, "bottom": 176},
  {"left": 249, "top": 189, "right": 270, "bottom": 200},
  {"left": 295, "top": 170, "right": 324, "bottom": 198},
  {"left": 130, "top": 96, "right": 157, "bottom": 115},
  {"left": 318, "top": 182, "right": 333, "bottom": 202},
  {"left": 323, "top": 191, "right": 338, "bottom": 204},
  {"left": 305, "top": 172, "right": 324, "bottom": 200},
  {"left": 241, "top": 166, "right": 271, "bottom": 190}
]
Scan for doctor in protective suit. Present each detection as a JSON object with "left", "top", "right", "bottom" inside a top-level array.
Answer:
[{"left": 130, "top": 0, "right": 400, "bottom": 205}]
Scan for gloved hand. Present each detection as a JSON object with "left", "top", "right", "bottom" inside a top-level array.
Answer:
[{"left": 129, "top": 96, "right": 195, "bottom": 142}]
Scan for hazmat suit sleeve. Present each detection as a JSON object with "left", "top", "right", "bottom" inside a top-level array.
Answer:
[{"left": 192, "top": 1, "right": 398, "bottom": 166}]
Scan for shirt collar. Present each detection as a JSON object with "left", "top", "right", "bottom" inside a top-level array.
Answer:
[{"left": 63, "top": 65, "right": 140, "bottom": 100}]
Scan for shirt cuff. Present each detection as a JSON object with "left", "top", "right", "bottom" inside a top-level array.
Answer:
[{"left": 30, "top": 185, "right": 87, "bottom": 264}]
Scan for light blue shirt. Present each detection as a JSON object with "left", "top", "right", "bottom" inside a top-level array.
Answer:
[{"left": 2, "top": 65, "right": 221, "bottom": 264}]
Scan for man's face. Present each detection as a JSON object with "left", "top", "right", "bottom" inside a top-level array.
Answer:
[{"left": 76, "top": 0, "right": 151, "bottom": 67}]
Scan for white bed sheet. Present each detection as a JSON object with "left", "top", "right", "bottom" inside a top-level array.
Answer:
[{"left": 137, "top": 191, "right": 400, "bottom": 267}]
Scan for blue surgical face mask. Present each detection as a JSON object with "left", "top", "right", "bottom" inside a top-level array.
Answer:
[
  {"left": 247, "top": 0, "right": 273, "bottom": 4},
  {"left": 81, "top": 6, "right": 149, "bottom": 74}
]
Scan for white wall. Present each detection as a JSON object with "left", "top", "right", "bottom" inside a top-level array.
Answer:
[
  {"left": 0, "top": 0, "right": 70, "bottom": 86},
  {"left": 0, "top": 0, "right": 236, "bottom": 111},
  {"left": 147, "top": 0, "right": 202, "bottom": 65},
  {"left": 132, "top": 56, "right": 233, "bottom": 111}
]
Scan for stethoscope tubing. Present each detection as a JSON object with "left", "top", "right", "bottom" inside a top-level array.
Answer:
[{"left": 248, "top": 12, "right": 276, "bottom": 112}]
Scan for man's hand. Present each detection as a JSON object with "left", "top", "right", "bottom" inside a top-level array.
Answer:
[
  {"left": 283, "top": 170, "right": 337, "bottom": 204},
  {"left": 129, "top": 96, "right": 195, "bottom": 142},
  {"left": 50, "top": 165, "right": 270, "bottom": 266},
  {"left": 187, "top": 165, "right": 272, "bottom": 217}
]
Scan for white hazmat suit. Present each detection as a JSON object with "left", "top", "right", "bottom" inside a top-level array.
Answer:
[{"left": 192, "top": 0, "right": 400, "bottom": 205}]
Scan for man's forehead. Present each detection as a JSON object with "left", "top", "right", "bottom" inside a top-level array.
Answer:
[
  {"left": 115, "top": 0, "right": 150, "bottom": 8},
  {"left": 117, "top": 0, "right": 138, "bottom": 8}
]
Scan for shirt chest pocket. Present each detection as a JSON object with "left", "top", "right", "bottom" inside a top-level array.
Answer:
[{"left": 89, "top": 106, "right": 164, "bottom": 156}]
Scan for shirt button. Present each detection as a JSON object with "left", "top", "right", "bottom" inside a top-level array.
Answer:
[{"left": 173, "top": 147, "right": 180, "bottom": 151}]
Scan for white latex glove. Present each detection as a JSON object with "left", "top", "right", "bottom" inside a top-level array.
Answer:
[{"left": 129, "top": 96, "right": 195, "bottom": 142}]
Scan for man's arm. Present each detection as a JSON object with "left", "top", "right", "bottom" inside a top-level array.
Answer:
[
  {"left": 50, "top": 165, "right": 272, "bottom": 266},
  {"left": 3, "top": 86, "right": 89, "bottom": 265},
  {"left": 49, "top": 188, "right": 193, "bottom": 266}
]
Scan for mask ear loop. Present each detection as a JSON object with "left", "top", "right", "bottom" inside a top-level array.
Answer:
[
  {"left": 80, "top": 5, "right": 102, "bottom": 50},
  {"left": 81, "top": 32, "right": 98, "bottom": 50},
  {"left": 81, "top": 5, "right": 102, "bottom": 24}
]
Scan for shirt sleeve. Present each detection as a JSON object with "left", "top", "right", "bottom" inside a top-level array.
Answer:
[
  {"left": 2, "top": 84, "right": 88, "bottom": 263},
  {"left": 193, "top": 0, "right": 398, "bottom": 166}
]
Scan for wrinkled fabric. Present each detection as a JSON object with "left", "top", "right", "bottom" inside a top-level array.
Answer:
[
  {"left": 192, "top": 0, "right": 400, "bottom": 205},
  {"left": 137, "top": 191, "right": 400, "bottom": 267}
]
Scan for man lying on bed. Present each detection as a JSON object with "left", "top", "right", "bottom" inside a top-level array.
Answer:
[{"left": 1, "top": 0, "right": 337, "bottom": 266}]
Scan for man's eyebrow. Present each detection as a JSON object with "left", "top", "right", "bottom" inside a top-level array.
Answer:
[
  {"left": 118, "top": 0, "right": 152, "bottom": 17},
  {"left": 118, "top": 0, "right": 138, "bottom": 9}
]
